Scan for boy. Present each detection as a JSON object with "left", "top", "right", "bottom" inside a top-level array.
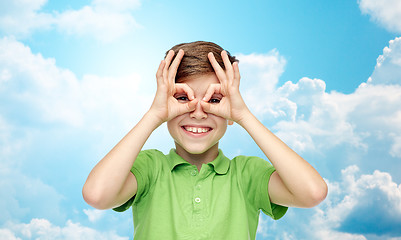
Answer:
[{"left": 82, "top": 41, "right": 327, "bottom": 239}]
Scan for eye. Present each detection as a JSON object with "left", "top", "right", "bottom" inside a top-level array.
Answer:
[
  {"left": 175, "top": 94, "right": 189, "bottom": 102},
  {"left": 208, "top": 94, "right": 222, "bottom": 104},
  {"left": 208, "top": 98, "right": 221, "bottom": 104}
]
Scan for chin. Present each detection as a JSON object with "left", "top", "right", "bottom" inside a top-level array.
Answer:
[
  {"left": 183, "top": 146, "right": 211, "bottom": 155},
  {"left": 178, "top": 142, "right": 219, "bottom": 155}
]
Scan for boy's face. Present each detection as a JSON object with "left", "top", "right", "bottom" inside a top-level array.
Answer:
[{"left": 167, "top": 73, "right": 228, "bottom": 156}]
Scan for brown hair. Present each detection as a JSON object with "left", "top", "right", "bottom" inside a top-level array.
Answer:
[{"left": 166, "top": 41, "right": 238, "bottom": 82}]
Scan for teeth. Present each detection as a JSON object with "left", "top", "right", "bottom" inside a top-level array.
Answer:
[{"left": 185, "top": 127, "right": 209, "bottom": 133}]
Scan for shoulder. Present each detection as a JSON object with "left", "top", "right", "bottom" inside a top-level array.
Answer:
[
  {"left": 136, "top": 149, "right": 167, "bottom": 162},
  {"left": 231, "top": 154, "right": 272, "bottom": 170},
  {"left": 230, "top": 154, "right": 275, "bottom": 183},
  {"left": 133, "top": 149, "right": 167, "bottom": 170},
  {"left": 138, "top": 149, "right": 166, "bottom": 158}
]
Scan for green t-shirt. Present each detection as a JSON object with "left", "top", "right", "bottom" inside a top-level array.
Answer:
[{"left": 114, "top": 149, "right": 287, "bottom": 240}]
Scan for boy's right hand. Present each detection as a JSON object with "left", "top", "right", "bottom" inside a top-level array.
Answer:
[{"left": 149, "top": 49, "right": 198, "bottom": 125}]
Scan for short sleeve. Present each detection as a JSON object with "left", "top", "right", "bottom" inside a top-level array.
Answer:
[
  {"left": 238, "top": 156, "right": 288, "bottom": 220},
  {"left": 113, "top": 149, "right": 162, "bottom": 212}
]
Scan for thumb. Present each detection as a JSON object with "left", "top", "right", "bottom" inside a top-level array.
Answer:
[
  {"left": 178, "top": 99, "right": 198, "bottom": 115},
  {"left": 187, "top": 99, "right": 198, "bottom": 112},
  {"left": 200, "top": 100, "right": 218, "bottom": 115}
]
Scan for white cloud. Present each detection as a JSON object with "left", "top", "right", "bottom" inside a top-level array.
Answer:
[
  {"left": 256, "top": 214, "right": 269, "bottom": 237},
  {"left": 0, "top": 162, "right": 66, "bottom": 224},
  {"left": 358, "top": 0, "right": 401, "bottom": 33},
  {"left": 0, "top": 37, "right": 84, "bottom": 126},
  {"left": 368, "top": 37, "right": 401, "bottom": 85},
  {"left": 57, "top": 0, "right": 141, "bottom": 42},
  {"left": 92, "top": 0, "right": 141, "bottom": 11},
  {"left": 0, "top": 0, "right": 141, "bottom": 42},
  {"left": 55, "top": 5, "right": 140, "bottom": 43},
  {"left": 273, "top": 77, "right": 368, "bottom": 153},
  {"left": 1, "top": 218, "right": 128, "bottom": 240},
  {"left": 313, "top": 229, "right": 367, "bottom": 240},
  {"left": 257, "top": 215, "right": 297, "bottom": 240},
  {"left": 0, "top": 0, "right": 53, "bottom": 38},
  {"left": 0, "top": 37, "right": 147, "bottom": 129},
  {"left": 238, "top": 50, "right": 286, "bottom": 92},
  {"left": 238, "top": 50, "right": 287, "bottom": 120},
  {"left": 83, "top": 209, "right": 105, "bottom": 223},
  {"left": 0, "top": 115, "right": 27, "bottom": 169},
  {"left": 241, "top": 37, "right": 401, "bottom": 157},
  {"left": 310, "top": 165, "right": 401, "bottom": 239},
  {"left": 390, "top": 135, "right": 401, "bottom": 158},
  {"left": 0, "top": 228, "right": 21, "bottom": 240},
  {"left": 274, "top": 79, "right": 401, "bottom": 154}
]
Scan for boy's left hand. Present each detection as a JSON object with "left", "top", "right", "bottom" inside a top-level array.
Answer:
[{"left": 201, "top": 51, "right": 250, "bottom": 124}]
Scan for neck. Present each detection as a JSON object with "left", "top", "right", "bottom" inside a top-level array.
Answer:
[{"left": 175, "top": 143, "right": 219, "bottom": 171}]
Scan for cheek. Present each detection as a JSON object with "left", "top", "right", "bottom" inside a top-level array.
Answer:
[
  {"left": 220, "top": 124, "right": 228, "bottom": 134},
  {"left": 167, "top": 116, "right": 183, "bottom": 136},
  {"left": 214, "top": 119, "right": 228, "bottom": 134},
  {"left": 166, "top": 120, "right": 176, "bottom": 134}
]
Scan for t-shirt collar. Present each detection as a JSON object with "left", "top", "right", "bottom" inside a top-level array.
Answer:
[
  {"left": 208, "top": 149, "right": 230, "bottom": 175},
  {"left": 168, "top": 149, "right": 230, "bottom": 175},
  {"left": 167, "top": 149, "right": 190, "bottom": 171}
]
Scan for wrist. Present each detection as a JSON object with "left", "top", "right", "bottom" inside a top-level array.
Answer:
[
  {"left": 235, "top": 109, "right": 255, "bottom": 127},
  {"left": 143, "top": 109, "right": 165, "bottom": 129}
]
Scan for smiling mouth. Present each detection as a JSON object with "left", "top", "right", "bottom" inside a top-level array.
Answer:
[{"left": 182, "top": 126, "right": 212, "bottom": 134}]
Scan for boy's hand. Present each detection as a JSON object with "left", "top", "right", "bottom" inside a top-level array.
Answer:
[
  {"left": 150, "top": 49, "right": 198, "bottom": 124},
  {"left": 201, "top": 51, "right": 250, "bottom": 124}
]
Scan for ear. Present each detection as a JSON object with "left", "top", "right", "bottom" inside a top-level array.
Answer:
[{"left": 228, "top": 120, "right": 234, "bottom": 125}]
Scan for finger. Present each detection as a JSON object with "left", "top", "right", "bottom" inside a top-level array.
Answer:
[
  {"left": 175, "top": 83, "right": 195, "bottom": 100},
  {"left": 221, "top": 51, "right": 234, "bottom": 77},
  {"left": 163, "top": 50, "right": 175, "bottom": 80},
  {"left": 232, "top": 61, "right": 241, "bottom": 88},
  {"left": 200, "top": 101, "right": 219, "bottom": 116},
  {"left": 168, "top": 49, "right": 184, "bottom": 83},
  {"left": 177, "top": 98, "right": 198, "bottom": 115},
  {"left": 186, "top": 98, "right": 198, "bottom": 111},
  {"left": 202, "top": 83, "right": 221, "bottom": 102},
  {"left": 156, "top": 59, "right": 166, "bottom": 85},
  {"left": 208, "top": 52, "right": 227, "bottom": 83}
]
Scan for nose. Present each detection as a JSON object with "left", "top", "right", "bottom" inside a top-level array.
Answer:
[{"left": 189, "top": 101, "right": 207, "bottom": 120}]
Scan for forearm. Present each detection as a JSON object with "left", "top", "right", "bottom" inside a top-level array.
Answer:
[
  {"left": 238, "top": 111, "right": 327, "bottom": 207},
  {"left": 82, "top": 111, "right": 162, "bottom": 209}
]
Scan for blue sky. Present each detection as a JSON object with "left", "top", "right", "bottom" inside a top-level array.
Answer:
[{"left": 1, "top": 0, "right": 401, "bottom": 239}]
